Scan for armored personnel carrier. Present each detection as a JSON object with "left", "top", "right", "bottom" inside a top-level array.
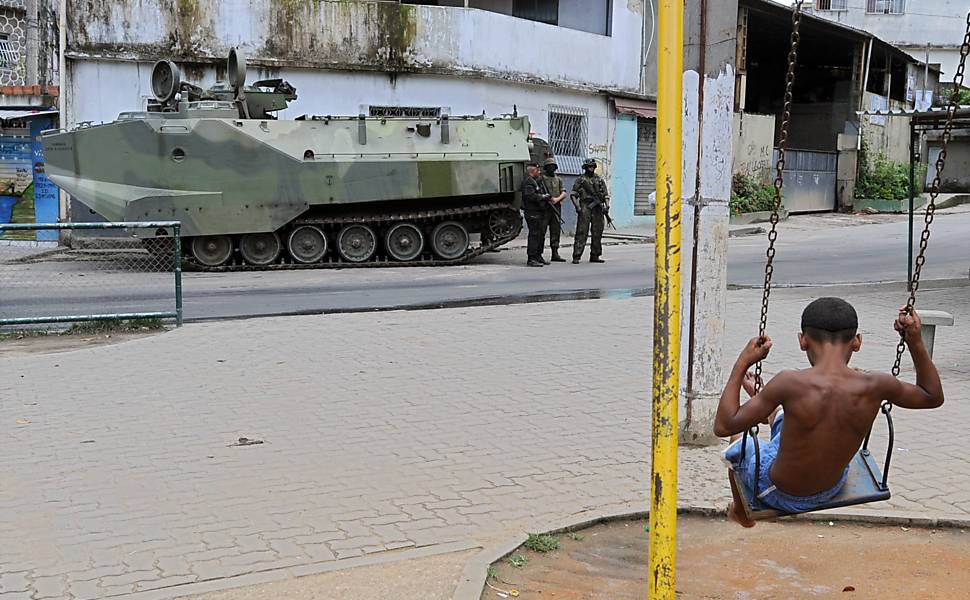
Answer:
[{"left": 41, "top": 50, "right": 536, "bottom": 269}]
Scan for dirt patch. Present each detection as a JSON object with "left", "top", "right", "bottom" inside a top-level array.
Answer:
[
  {"left": 0, "top": 331, "right": 163, "bottom": 357},
  {"left": 483, "top": 516, "right": 970, "bottom": 599}
]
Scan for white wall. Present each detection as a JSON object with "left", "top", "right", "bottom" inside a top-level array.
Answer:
[
  {"left": 862, "top": 91, "right": 911, "bottom": 164},
  {"left": 67, "top": 0, "right": 644, "bottom": 94},
  {"left": 898, "top": 47, "right": 962, "bottom": 85},
  {"left": 732, "top": 112, "right": 775, "bottom": 183},
  {"left": 66, "top": 59, "right": 614, "bottom": 172}
]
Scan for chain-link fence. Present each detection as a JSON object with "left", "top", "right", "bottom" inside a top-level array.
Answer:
[{"left": 0, "top": 222, "right": 182, "bottom": 327}]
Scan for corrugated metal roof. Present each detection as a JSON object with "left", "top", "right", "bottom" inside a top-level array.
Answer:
[
  {"left": 745, "top": 0, "right": 937, "bottom": 70},
  {"left": 0, "top": 109, "right": 58, "bottom": 123}
]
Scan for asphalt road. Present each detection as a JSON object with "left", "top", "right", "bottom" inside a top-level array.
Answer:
[
  {"left": 179, "top": 208, "right": 970, "bottom": 320},
  {"left": 3, "top": 209, "right": 969, "bottom": 322}
]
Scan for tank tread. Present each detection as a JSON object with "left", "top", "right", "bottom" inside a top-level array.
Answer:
[{"left": 183, "top": 201, "right": 521, "bottom": 272}]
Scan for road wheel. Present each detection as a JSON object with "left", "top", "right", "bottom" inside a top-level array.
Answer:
[
  {"left": 384, "top": 223, "right": 424, "bottom": 262},
  {"left": 190, "top": 235, "right": 233, "bottom": 267},
  {"left": 239, "top": 232, "right": 282, "bottom": 265},
  {"left": 287, "top": 225, "right": 328, "bottom": 264},
  {"left": 487, "top": 208, "right": 521, "bottom": 239},
  {"left": 431, "top": 221, "right": 469, "bottom": 260},
  {"left": 337, "top": 224, "right": 377, "bottom": 263}
]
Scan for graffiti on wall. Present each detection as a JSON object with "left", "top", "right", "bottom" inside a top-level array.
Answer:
[
  {"left": 735, "top": 142, "right": 773, "bottom": 182},
  {"left": 0, "top": 134, "right": 32, "bottom": 195}
]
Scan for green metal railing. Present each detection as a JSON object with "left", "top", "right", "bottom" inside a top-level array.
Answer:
[{"left": 0, "top": 221, "right": 182, "bottom": 327}]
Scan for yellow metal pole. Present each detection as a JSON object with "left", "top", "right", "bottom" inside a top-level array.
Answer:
[{"left": 649, "top": 0, "right": 683, "bottom": 598}]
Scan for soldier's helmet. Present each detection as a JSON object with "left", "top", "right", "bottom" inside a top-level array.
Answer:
[
  {"left": 582, "top": 158, "right": 597, "bottom": 170},
  {"left": 543, "top": 157, "right": 558, "bottom": 167}
]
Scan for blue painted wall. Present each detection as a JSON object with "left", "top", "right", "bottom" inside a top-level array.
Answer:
[
  {"left": 30, "top": 117, "right": 59, "bottom": 240},
  {"left": 611, "top": 114, "right": 654, "bottom": 229}
]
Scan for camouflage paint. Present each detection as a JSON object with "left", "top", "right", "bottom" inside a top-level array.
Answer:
[{"left": 42, "top": 108, "right": 531, "bottom": 238}]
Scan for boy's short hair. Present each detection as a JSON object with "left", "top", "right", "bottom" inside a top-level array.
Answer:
[{"left": 801, "top": 297, "right": 858, "bottom": 343}]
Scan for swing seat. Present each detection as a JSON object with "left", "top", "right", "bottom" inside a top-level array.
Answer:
[{"left": 731, "top": 449, "right": 891, "bottom": 521}]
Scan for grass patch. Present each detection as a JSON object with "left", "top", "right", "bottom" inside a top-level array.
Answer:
[
  {"left": 1, "top": 184, "right": 36, "bottom": 241},
  {"left": 66, "top": 318, "right": 165, "bottom": 336},
  {"left": 730, "top": 173, "right": 778, "bottom": 215},
  {"left": 523, "top": 533, "right": 560, "bottom": 553},
  {"left": 487, "top": 566, "right": 498, "bottom": 580},
  {"left": 507, "top": 554, "right": 528, "bottom": 568},
  {"left": 1, "top": 318, "right": 165, "bottom": 343},
  {"left": 0, "top": 329, "right": 52, "bottom": 342},
  {"left": 568, "top": 532, "right": 584, "bottom": 541}
]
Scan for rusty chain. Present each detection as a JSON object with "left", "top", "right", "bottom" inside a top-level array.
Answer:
[
  {"left": 889, "top": 11, "right": 970, "bottom": 383},
  {"left": 753, "top": 0, "right": 805, "bottom": 396},
  {"left": 740, "top": 1, "right": 805, "bottom": 480}
]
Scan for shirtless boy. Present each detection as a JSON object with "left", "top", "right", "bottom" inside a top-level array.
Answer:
[{"left": 714, "top": 297, "right": 944, "bottom": 527}]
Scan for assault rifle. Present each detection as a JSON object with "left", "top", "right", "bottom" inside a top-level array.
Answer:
[
  {"left": 537, "top": 177, "right": 564, "bottom": 225},
  {"left": 574, "top": 178, "right": 617, "bottom": 230}
]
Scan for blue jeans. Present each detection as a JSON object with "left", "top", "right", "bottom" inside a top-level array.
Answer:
[{"left": 723, "top": 412, "right": 849, "bottom": 513}]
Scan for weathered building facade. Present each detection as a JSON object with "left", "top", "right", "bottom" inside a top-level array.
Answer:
[
  {"left": 808, "top": 0, "right": 967, "bottom": 84},
  {"left": 0, "top": 0, "right": 58, "bottom": 235},
  {"left": 0, "top": 0, "right": 58, "bottom": 103},
  {"left": 735, "top": 0, "right": 936, "bottom": 211},
  {"left": 62, "top": 0, "right": 659, "bottom": 228}
]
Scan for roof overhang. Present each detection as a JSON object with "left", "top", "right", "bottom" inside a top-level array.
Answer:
[{"left": 613, "top": 97, "right": 656, "bottom": 119}]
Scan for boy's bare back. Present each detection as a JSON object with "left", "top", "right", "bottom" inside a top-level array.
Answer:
[
  {"left": 715, "top": 299, "right": 944, "bottom": 519},
  {"left": 767, "top": 367, "right": 883, "bottom": 496}
]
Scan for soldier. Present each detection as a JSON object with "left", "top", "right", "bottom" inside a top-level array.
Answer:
[
  {"left": 521, "top": 162, "right": 550, "bottom": 267},
  {"left": 541, "top": 157, "right": 567, "bottom": 262},
  {"left": 571, "top": 158, "right": 609, "bottom": 264}
]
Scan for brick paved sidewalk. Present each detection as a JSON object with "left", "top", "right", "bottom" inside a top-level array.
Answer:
[{"left": 1, "top": 281, "right": 967, "bottom": 599}]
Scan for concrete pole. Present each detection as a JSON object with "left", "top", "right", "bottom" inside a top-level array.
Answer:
[
  {"left": 38, "top": 0, "right": 48, "bottom": 89},
  {"left": 58, "top": 0, "right": 68, "bottom": 225},
  {"left": 678, "top": 0, "right": 736, "bottom": 445},
  {"left": 25, "top": 0, "right": 39, "bottom": 85}
]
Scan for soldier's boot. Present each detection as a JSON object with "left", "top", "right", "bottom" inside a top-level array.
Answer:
[
  {"left": 550, "top": 248, "right": 566, "bottom": 262},
  {"left": 541, "top": 256, "right": 551, "bottom": 265},
  {"left": 527, "top": 259, "right": 545, "bottom": 267},
  {"left": 590, "top": 256, "right": 605, "bottom": 263}
]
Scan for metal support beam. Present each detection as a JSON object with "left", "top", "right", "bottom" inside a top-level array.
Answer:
[
  {"left": 649, "top": 0, "right": 683, "bottom": 597},
  {"left": 908, "top": 120, "right": 915, "bottom": 289}
]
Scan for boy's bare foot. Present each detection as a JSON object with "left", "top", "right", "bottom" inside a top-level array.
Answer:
[{"left": 727, "top": 501, "right": 756, "bottom": 528}]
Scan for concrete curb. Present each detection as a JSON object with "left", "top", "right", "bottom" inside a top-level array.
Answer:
[
  {"left": 936, "top": 194, "right": 970, "bottom": 210},
  {"left": 728, "top": 226, "right": 764, "bottom": 237},
  {"left": 1, "top": 246, "right": 67, "bottom": 264},
  {"left": 452, "top": 505, "right": 970, "bottom": 600},
  {"left": 729, "top": 209, "right": 790, "bottom": 225}
]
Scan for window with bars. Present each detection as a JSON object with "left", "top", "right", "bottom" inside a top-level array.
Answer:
[
  {"left": 867, "top": 0, "right": 905, "bottom": 14},
  {"left": 815, "top": 0, "right": 847, "bottom": 10},
  {"left": 548, "top": 106, "right": 588, "bottom": 175},
  {"left": 368, "top": 106, "right": 442, "bottom": 119},
  {"left": 0, "top": 35, "right": 16, "bottom": 69}
]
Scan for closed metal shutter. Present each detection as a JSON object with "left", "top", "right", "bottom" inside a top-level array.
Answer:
[{"left": 635, "top": 118, "right": 657, "bottom": 215}]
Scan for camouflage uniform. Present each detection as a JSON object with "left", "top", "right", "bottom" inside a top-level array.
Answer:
[
  {"left": 572, "top": 170, "right": 609, "bottom": 262},
  {"left": 541, "top": 171, "right": 565, "bottom": 258}
]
